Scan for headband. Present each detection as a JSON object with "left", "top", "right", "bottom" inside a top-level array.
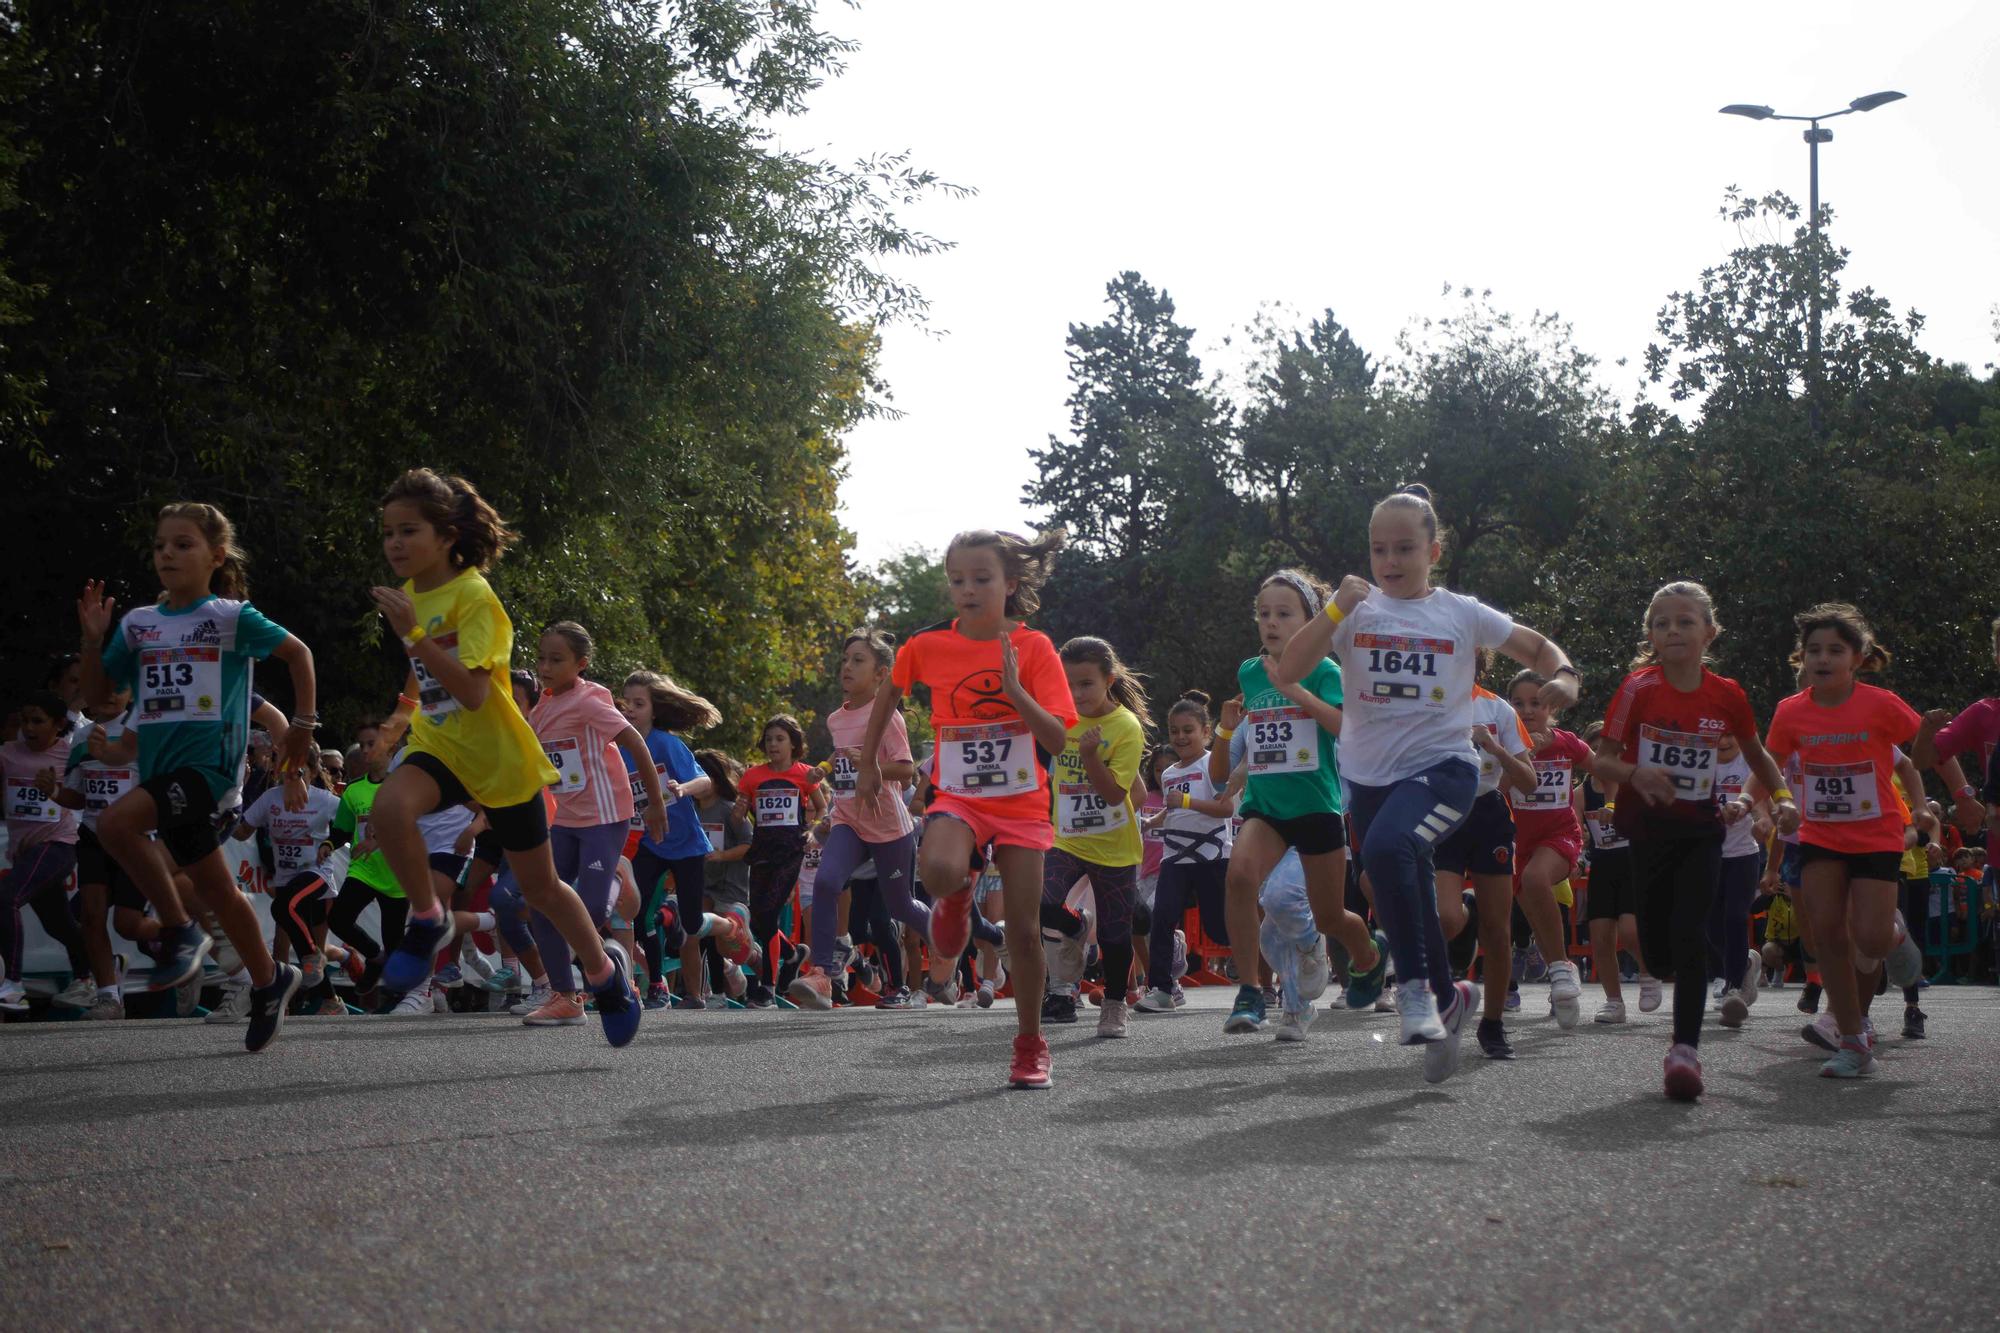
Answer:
[{"left": 1266, "top": 571, "right": 1324, "bottom": 619}]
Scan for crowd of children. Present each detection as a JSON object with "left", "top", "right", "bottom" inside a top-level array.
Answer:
[{"left": 3, "top": 475, "right": 1997, "bottom": 1102}]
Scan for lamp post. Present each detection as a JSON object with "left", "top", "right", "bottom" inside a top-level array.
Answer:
[{"left": 1719, "top": 91, "right": 1906, "bottom": 436}]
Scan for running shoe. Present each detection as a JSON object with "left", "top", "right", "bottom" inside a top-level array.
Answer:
[
  {"left": 1008, "top": 1033, "right": 1052, "bottom": 1090},
  {"left": 51, "top": 975, "right": 95, "bottom": 1010},
  {"left": 484, "top": 963, "right": 518, "bottom": 994},
  {"left": 1171, "top": 984, "right": 1187, "bottom": 1008},
  {"left": 723, "top": 961, "right": 748, "bottom": 1001},
  {"left": 314, "top": 995, "right": 350, "bottom": 1017},
  {"left": 1801, "top": 1012, "right": 1840, "bottom": 1052},
  {"left": 1373, "top": 992, "right": 1395, "bottom": 1013},
  {"left": 828, "top": 934, "right": 856, "bottom": 982},
  {"left": 874, "top": 987, "right": 912, "bottom": 1010},
  {"left": 173, "top": 972, "right": 203, "bottom": 1018},
  {"left": 1718, "top": 989, "right": 1748, "bottom": 1029},
  {"left": 1260, "top": 983, "right": 1280, "bottom": 1011},
  {"left": 1097, "top": 997, "right": 1130, "bottom": 1039},
  {"left": 83, "top": 991, "right": 124, "bottom": 1021},
  {"left": 298, "top": 953, "right": 326, "bottom": 992},
  {"left": 1135, "top": 987, "right": 1178, "bottom": 1014},
  {"left": 0, "top": 978, "right": 26, "bottom": 1012},
  {"left": 917, "top": 977, "right": 960, "bottom": 1008},
  {"left": 1344, "top": 929, "right": 1392, "bottom": 1011},
  {"left": 1819, "top": 1035, "right": 1877, "bottom": 1079},
  {"left": 975, "top": 979, "right": 996, "bottom": 1009},
  {"left": 1797, "top": 981, "right": 1822, "bottom": 1014},
  {"left": 679, "top": 994, "right": 708, "bottom": 1011},
  {"left": 1423, "top": 981, "right": 1475, "bottom": 1084},
  {"left": 244, "top": 963, "right": 302, "bottom": 1053},
  {"left": 1273, "top": 1006, "right": 1312, "bottom": 1043},
  {"left": 1902, "top": 1005, "right": 1927, "bottom": 1040},
  {"left": 1503, "top": 983, "right": 1520, "bottom": 1012},
  {"left": 1522, "top": 944, "right": 1548, "bottom": 983},
  {"left": 1169, "top": 928, "right": 1189, "bottom": 982},
  {"left": 1884, "top": 913, "right": 1924, "bottom": 990},
  {"left": 1739, "top": 950, "right": 1761, "bottom": 1008},
  {"left": 1547, "top": 960, "right": 1582, "bottom": 1030},
  {"left": 1594, "top": 999, "right": 1627, "bottom": 1025},
  {"left": 591, "top": 944, "right": 641, "bottom": 1048},
  {"left": 1476, "top": 1017, "right": 1513, "bottom": 1060},
  {"left": 786, "top": 968, "right": 834, "bottom": 1011},
  {"left": 522, "top": 988, "right": 585, "bottom": 1026},
  {"left": 382, "top": 913, "right": 455, "bottom": 994},
  {"left": 774, "top": 939, "right": 809, "bottom": 995},
  {"left": 643, "top": 985, "right": 672, "bottom": 1011},
  {"left": 459, "top": 936, "right": 499, "bottom": 987},
  {"left": 147, "top": 920, "right": 213, "bottom": 993},
  {"left": 1637, "top": 975, "right": 1662, "bottom": 1013},
  {"left": 1042, "top": 991, "right": 1079, "bottom": 1025},
  {"left": 390, "top": 983, "right": 434, "bottom": 1018},
  {"left": 1223, "top": 984, "right": 1267, "bottom": 1034},
  {"left": 1663, "top": 1042, "right": 1704, "bottom": 1101},
  {"left": 1395, "top": 982, "right": 1446, "bottom": 1045},
  {"left": 1297, "top": 933, "right": 1332, "bottom": 1003},
  {"left": 509, "top": 980, "right": 554, "bottom": 1017},
  {"left": 433, "top": 963, "right": 464, "bottom": 989},
  {"left": 205, "top": 983, "right": 251, "bottom": 1024}
]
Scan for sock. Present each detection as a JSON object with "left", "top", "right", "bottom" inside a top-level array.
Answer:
[
  {"left": 226, "top": 967, "right": 250, "bottom": 986},
  {"left": 97, "top": 985, "right": 118, "bottom": 1002},
  {"left": 410, "top": 904, "right": 444, "bottom": 924},
  {"left": 472, "top": 911, "right": 496, "bottom": 932},
  {"left": 529, "top": 972, "right": 548, "bottom": 987}
]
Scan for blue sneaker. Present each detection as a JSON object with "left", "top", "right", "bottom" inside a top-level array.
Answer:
[
  {"left": 433, "top": 963, "right": 463, "bottom": 989},
  {"left": 1344, "top": 929, "right": 1392, "bottom": 1011},
  {"left": 382, "top": 913, "right": 455, "bottom": 994},
  {"left": 146, "top": 920, "right": 212, "bottom": 993},
  {"left": 1223, "top": 984, "right": 1267, "bottom": 1034},
  {"left": 591, "top": 943, "right": 641, "bottom": 1049},
  {"left": 642, "top": 985, "right": 672, "bottom": 1011}
]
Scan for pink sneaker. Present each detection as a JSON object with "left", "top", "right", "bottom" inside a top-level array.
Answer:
[
  {"left": 522, "top": 989, "right": 586, "bottom": 1027},
  {"left": 1663, "top": 1043, "right": 1704, "bottom": 1102},
  {"left": 1008, "top": 1033, "right": 1052, "bottom": 1089},
  {"left": 786, "top": 968, "right": 833, "bottom": 1011}
]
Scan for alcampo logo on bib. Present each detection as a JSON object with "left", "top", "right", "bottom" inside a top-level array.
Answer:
[{"left": 198, "top": 694, "right": 215, "bottom": 712}]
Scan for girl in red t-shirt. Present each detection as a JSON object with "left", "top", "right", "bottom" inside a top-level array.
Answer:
[
  {"left": 733, "top": 714, "right": 827, "bottom": 1006},
  {"left": 1506, "top": 669, "right": 1595, "bottom": 1031},
  {"left": 1593, "top": 582, "right": 1797, "bottom": 1101}
]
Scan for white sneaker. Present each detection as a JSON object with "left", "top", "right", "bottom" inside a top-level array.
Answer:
[
  {"left": 1637, "top": 975, "right": 1663, "bottom": 1013},
  {"left": 1374, "top": 992, "right": 1396, "bottom": 1014},
  {"left": 1885, "top": 912, "right": 1925, "bottom": 989},
  {"left": 1395, "top": 982, "right": 1446, "bottom": 1045},
  {"left": 204, "top": 984, "right": 251, "bottom": 1023},
  {"left": 1739, "top": 950, "right": 1762, "bottom": 1007},
  {"left": 84, "top": 991, "right": 124, "bottom": 1020},
  {"left": 1594, "top": 998, "right": 1627, "bottom": 1025},
  {"left": 1718, "top": 989, "right": 1748, "bottom": 1028},
  {"left": 1423, "top": 981, "right": 1474, "bottom": 1083},
  {"left": 1045, "top": 909, "right": 1092, "bottom": 988},
  {"left": 1097, "top": 998, "right": 1130, "bottom": 1039},
  {"left": 509, "top": 980, "right": 553, "bottom": 1017},
  {"left": 1135, "top": 986, "right": 1178, "bottom": 1014},
  {"left": 390, "top": 984, "right": 432, "bottom": 1017},
  {"left": 52, "top": 975, "right": 96, "bottom": 1010},
  {"left": 431, "top": 985, "right": 451, "bottom": 1014},
  {"left": 459, "top": 936, "right": 499, "bottom": 986},
  {"left": 1274, "top": 1005, "right": 1313, "bottom": 1042},
  {"left": 1548, "top": 960, "right": 1582, "bottom": 1030},
  {"left": 1297, "top": 934, "right": 1331, "bottom": 1003},
  {"left": 0, "top": 978, "right": 27, "bottom": 1011}
]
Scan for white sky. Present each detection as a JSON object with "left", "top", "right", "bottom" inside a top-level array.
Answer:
[{"left": 782, "top": 0, "right": 2000, "bottom": 565}]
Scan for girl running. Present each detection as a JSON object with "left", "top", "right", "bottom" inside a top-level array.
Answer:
[
  {"left": 1578, "top": 722, "right": 1655, "bottom": 1026},
  {"left": 368, "top": 469, "right": 641, "bottom": 1046},
  {"left": 1275, "top": 485, "right": 1580, "bottom": 1084},
  {"left": 854, "top": 528, "right": 1076, "bottom": 1088},
  {"left": 1708, "top": 736, "right": 1769, "bottom": 1027},
  {"left": 792, "top": 629, "right": 928, "bottom": 1010},
  {"left": 230, "top": 746, "right": 342, "bottom": 1014},
  {"left": 77, "top": 502, "right": 316, "bottom": 1051},
  {"left": 49, "top": 692, "right": 147, "bottom": 1017},
  {"left": 1593, "top": 581, "right": 1795, "bottom": 1100},
  {"left": 620, "top": 670, "right": 720, "bottom": 1010},
  {"left": 2, "top": 693, "right": 88, "bottom": 1013},
  {"left": 1139, "top": 692, "right": 1240, "bottom": 1014},
  {"left": 1038, "top": 636, "right": 1151, "bottom": 1038},
  {"left": 690, "top": 749, "right": 755, "bottom": 1008},
  {"left": 1213, "top": 569, "right": 1387, "bottom": 1036},
  {"left": 1758, "top": 603, "right": 1927, "bottom": 1080},
  {"left": 734, "top": 714, "right": 825, "bottom": 1006}
]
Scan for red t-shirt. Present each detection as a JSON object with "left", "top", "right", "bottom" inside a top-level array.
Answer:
[
  {"left": 1507, "top": 726, "right": 1590, "bottom": 842},
  {"left": 892, "top": 619, "right": 1078, "bottom": 823},
  {"left": 1932, "top": 697, "right": 2000, "bottom": 786},
  {"left": 1764, "top": 683, "right": 1921, "bottom": 855},
  {"left": 738, "top": 761, "right": 817, "bottom": 835},
  {"left": 1601, "top": 666, "right": 1761, "bottom": 839}
]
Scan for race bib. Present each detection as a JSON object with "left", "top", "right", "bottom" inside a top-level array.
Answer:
[
  {"left": 701, "top": 821, "right": 725, "bottom": 850},
  {"left": 411, "top": 631, "right": 462, "bottom": 721},
  {"left": 1353, "top": 632, "right": 1455, "bottom": 710},
  {"left": 83, "top": 766, "right": 135, "bottom": 816},
  {"left": 799, "top": 840, "right": 822, "bottom": 891},
  {"left": 629, "top": 762, "right": 667, "bottom": 827},
  {"left": 829, "top": 753, "right": 859, "bottom": 795},
  {"left": 936, "top": 721, "right": 1037, "bottom": 799},
  {"left": 1802, "top": 761, "right": 1880, "bottom": 823},
  {"left": 754, "top": 786, "right": 801, "bottom": 828},
  {"left": 1057, "top": 781, "right": 1128, "bottom": 838},
  {"left": 270, "top": 819, "right": 318, "bottom": 874},
  {"left": 1586, "top": 808, "right": 1628, "bottom": 850},
  {"left": 137, "top": 645, "right": 223, "bottom": 725},
  {"left": 1245, "top": 707, "right": 1317, "bottom": 775},
  {"left": 1510, "top": 758, "right": 1573, "bottom": 812},
  {"left": 542, "top": 737, "right": 587, "bottom": 793},
  {"left": 1635, "top": 725, "right": 1717, "bottom": 801},
  {"left": 8, "top": 776, "right": 59, "bottom": 823}
]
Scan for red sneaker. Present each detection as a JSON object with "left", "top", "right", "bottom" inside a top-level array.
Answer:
[
  {"left": 932, "top": 888, "right": 974, "bottom": 961},
  {"left": 1663, "top": 1043, "right": 1704, "bottom": 1102},
  {"left": 1008, "top": 1033, "right": 1052, "bottom": 1090},
  {"left": 786, "top": 968, "right": 833, "bottom": 1011}
]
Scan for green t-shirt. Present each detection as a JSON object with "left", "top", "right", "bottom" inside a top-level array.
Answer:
[
  {"left": 333, "top": 776, "right": 400, "bottom": 896},
  {"left": 1236, "top": 655, "right": 1343, "bottom": 820},
  {"left": 1050, "top": 705, "right": 1146, "bottom": 868}
]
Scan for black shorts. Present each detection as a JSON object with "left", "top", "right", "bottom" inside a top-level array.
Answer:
[
  {"left": 1435, "top": 790, "right": 1516, "bottom": 877},
  {"left": 429, "top": 851, "right": 468, "bottom": 883},
  {"left": 138, "top": 766, "right": 225, "bottom": 867},
  {"left": 1241, "top": 809, "right": 1346, "bottom": 857},
  {"left": 400, "top": 752, "right": 548, "bottom": 853},
  {"left": 1799, "top": 842, "right": 1903, "bottom": 883},
  {"left": 1583, "top": 847, "right": 1636, "bottom": 921},
  {"left": 472, "top": 827, "right": 504, "bottom": 866}
]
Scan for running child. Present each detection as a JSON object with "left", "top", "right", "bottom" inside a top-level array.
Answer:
[
  {"left": 2, "top": 693, "right": 89, "bottom": 1013},
  {"left": 1506, "top": 669, "right": 1595, "bottom": 1030},
  {"left": 1138, "top": 692, "right": 1241, "bottom": 1014},
  {"left": 733, "top": 714, "right": 825, "bottom": 1006},
  {"left": 48, "top": 691, "right": 147, "bottom": 1017},
  {"left": 1578, "top": 721, "right": 1655, "bottom": 1026},
  {"left": 620, "top": 670, "right": 720, "bottom": 1010},
  {"left": 230, "top": 746, "right": 342, "bottom": 1014}
]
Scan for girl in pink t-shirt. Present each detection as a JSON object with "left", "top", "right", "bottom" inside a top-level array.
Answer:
[{"left": 789, "top": 629, "right": 932, "bottom": 1009}]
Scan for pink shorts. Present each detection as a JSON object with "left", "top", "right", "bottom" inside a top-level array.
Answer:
[
  {"left": 923, "top": 794, "right": 1055, "bottom": 854},
  {"left": 1516, "top": 833, "right": 1582, "bottom": 877}
]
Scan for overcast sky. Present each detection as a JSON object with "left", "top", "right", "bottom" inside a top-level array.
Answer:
[{"left": 781, "top": 1, "right": 2000, "bottom": 565}]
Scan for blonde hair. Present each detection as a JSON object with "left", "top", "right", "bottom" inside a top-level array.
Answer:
[
  {"left": 1631, "top": 580, "right": 1721, "bottom": 671},
  {"left": 944, "top": 528, "right": 1066, "bottom": 618},
  {"left": 156, "top": 502, "right": 248, "bottom": 600}
]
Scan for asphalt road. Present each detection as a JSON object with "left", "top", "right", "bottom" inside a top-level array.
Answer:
[{"left": 3, "top": 983, "right": 1996, "bottom": 1330}]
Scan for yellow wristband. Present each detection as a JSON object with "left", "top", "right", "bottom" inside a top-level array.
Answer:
[
  {"left": 1179, "top": 792, "right": 1192, "bottom": 810},
  {"left": 1325, "top": 601, "right": 1346, "bottom": 626},
  {"left": 401, "top": 624, "right": 427, "bottom": 649},
  {"left": 1770, "top": 787, "right": 1793, "bottom": 803},
  {"left": 1215, "top": 726, "right": 1235, "bottom": 741}
]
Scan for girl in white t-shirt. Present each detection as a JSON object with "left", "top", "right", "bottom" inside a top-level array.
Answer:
[{"left": 1139, "top": 692, "right": 1242, "bottom": 1012}]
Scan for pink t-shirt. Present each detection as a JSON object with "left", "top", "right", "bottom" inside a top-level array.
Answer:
[
  {"left": 1932, "top": 697, "right": 2000, "bottom": 785},
  {"left": 4, "top": 737, "right": 78, "bottom": 850},
  {"left": 528, "top": 680, "right": 634, "bottom": 829},
  {"left": 824, "top": 703, "right": 916, "bottom": 843}
]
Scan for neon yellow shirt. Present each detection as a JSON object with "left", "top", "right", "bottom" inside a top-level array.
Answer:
[{"left": 1051, "top": 706, "right": 1144, "bottom": 868}]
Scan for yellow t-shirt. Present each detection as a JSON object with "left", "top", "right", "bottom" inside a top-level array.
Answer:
[
  {"left": 1050, "top": 706, "right": 1144, "bottom": 868},
  {"left": 1894, "top": 777, "right": 1928, "bottom": 880},
  {"left": 401, "top": 568, "right": 557, "bottom": 808}
]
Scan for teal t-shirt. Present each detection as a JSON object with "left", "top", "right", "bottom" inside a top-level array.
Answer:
[
  {"left": 100, "top": 596, "right": 289, "bottom": 801},
  {"left": 1236, "top": 654, "right": 1344, "bottom": 820}
]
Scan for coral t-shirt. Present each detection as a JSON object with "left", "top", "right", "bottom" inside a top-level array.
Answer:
[
  {"left": 740, "top": 761, "right": 818, "bottom": 834},
  {"left": 1507, "top": 727, "right": 1590, "bottom": 843},
  {"left": 1764, "top": 683, "right": 1921, "bottom": 856},
  {"left": 1601, "top": 666, "right": 1761, "bottom": 840}
]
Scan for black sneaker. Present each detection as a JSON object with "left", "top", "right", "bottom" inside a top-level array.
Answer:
[
  {"left": 775, "top": 941, "right": 810, "bottom": 994},
  {"left": 146, "top": 920, "right": 213, "bottom": 992},
  {"left": 356, "top": 954, "right": 383, "bottom": 996},
  {"left": 1476, "top": 1018, "right": 1514, "bottom": 1060},
  {"left": 245, "top": 962, "right": 302, "bottom": 1053},
  {"left": 1902, "top": 1006, "right": 1927, "bottom": 1040},
  {"left": 743, "top": 983, "right": 775, "bottom": 1009},
  {"left": 875, "top": 987, "right": 913, "bottom": 1010},
  {"left": 1797, "top": 981, "right": 1822, "bottom": 1015},
  {"left": 1042, "top": 991, "right": 1079, "bottom": 1024}
]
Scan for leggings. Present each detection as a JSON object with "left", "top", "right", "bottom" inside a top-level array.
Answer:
[
  {"left": 1148, "top": 858, "right": 1228, "bottom": 991},
  {"left": 530, "top": 820, "right": 628, "bottom": 991},
  {"left": 1633, "top": 830, "right": 1723, "bottom": 1048},
  {"left": 2, "top": 842, "right": 87, "bottom": 982},
  {"left": 489, "top": 868, "right": 533, "bottom": 955},
  {"left": 632, "top": 846, "right": 707, "bottom": 988},
  {"left": 809, "top": 825, "right": 927, "bottom": 973},
  {"left": 1899, "top": 876, "right": 1929, "bottom": 1002},
  {"left": 329, "top": 880, "right": 408, "bottom": 961},
  {"left": 271, "top": 871, "right": 331, "bottom": 963},
  {"left": 1041, "top": 847, "right": 1139, "bottom": 1000},
  {"left": 1704, "top": 853, "right": 1761, "bottom": 989},
  {"left": 848, "top": 876, "right": 906, "bottom": 991},
  {"left": 747, "top": 830, "right": 808, "bottom": 980},
  {"left": 1347, "top": 758, "right": 1478, "bottom": 1007}
]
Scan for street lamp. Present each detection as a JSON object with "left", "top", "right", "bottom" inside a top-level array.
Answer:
[{"left": 1719, "top": 91, "right": 1906, "bottom": 435}]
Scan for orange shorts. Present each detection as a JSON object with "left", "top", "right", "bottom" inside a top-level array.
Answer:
[{"left": 924, "top": 794, "right": 1054, "bottom": 853}]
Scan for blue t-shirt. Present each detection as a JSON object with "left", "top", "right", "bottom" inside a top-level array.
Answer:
[
  {"left": 101, "top": 597, "right": 289, "bottom": 801},
  {"left": 624, "top": 729, "right": 711, "bottom": 860}
]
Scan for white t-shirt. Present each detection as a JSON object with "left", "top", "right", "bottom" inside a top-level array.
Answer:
[
  {"left": 1329, "top": 586, "right": 1516, "bottom": 787},
  {"left": 419, "top": 803, "right": 477, "bottom": 858},
  {"left": 1471, "top": 691, "right": 1532, "bottom": 798},
  {"left": 1714, "top": 754, "right": 1759, "bottom": 859},
  {"left": 241, "top": 785, "right": 341, "bottom": 878},
  {"left": 1157, "top": 755, "right": 1232, "bottom": 865}
]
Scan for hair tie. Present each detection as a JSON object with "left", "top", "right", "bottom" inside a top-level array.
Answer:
[{"left": 1269, "top": 571, "right": 1324, "bottom": 619}]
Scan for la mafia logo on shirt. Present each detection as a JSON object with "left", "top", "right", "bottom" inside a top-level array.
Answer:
[{"left": 186, "top": 619, "right": 223, "bottom": 647}]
